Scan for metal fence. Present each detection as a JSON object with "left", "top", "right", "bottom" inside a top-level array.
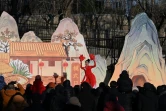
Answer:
[
  {"left": 1, "top": 0, "right": 166, "bottom": 66},
  {"left": 18, "top": 21, "right": 57, "bottom": 42},
  {"left": 7, "top": 20, "right": 166, "bottom": 65},
  {"left": 84, "top": 37, "right": 166, "bottom": 65}
]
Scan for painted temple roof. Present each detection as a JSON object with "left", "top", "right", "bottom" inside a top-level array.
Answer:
[{"left": 9, "top": 42, "right": 67, "bottom": 57}]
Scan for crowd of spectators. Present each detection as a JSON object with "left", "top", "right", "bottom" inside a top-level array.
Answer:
[{"left": 0, "top": 70, "right": 166, "bottom": 111}]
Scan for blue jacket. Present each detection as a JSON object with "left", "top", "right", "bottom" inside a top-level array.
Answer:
[{"left": 0, "top": 76, "right": 6, "bottom": 90}]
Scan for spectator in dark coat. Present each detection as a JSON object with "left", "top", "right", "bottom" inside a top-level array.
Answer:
[
  {"left": 158, "top": 93, "right": 166, "bottom": 111},
  {"left": 24, "top": 93, "right": 45, "bottom": 111},
  {"left": 42, "top": 82, "right": 56, "bottom": 101},
  {"left": 73, "top": 85, "right": 80, "bottom": 97},
  {"left": 104, "top": 81, "right": 119, "bottom": 108},
  {"left": 97, "top": 86, "right": 110, "bottom": 111},
  {"left": 50, "top": 84, "right": 66, "bottom": 111},
  {"left": 132, "top": 87, "right": 139, "bottom": 111},
  {"left": 91, "top": 88, "right": 100, "bottom": 106},
  {"left": 117, "top": 70, "right": 133, "bottom": 93},
  {"left": 63, "top": 80, "right": 74, "bottom": 103},
  {"left": 95, "top": 82, "right": 106, "bottom": 97},
  {"left": 157, "top": 85, "right": 166, "bottom": 111},
  {"left": 78, "top": 82, "right": 96, "bottom": 111},
  {"left": 98, "top": 82, "right": 106, "bottom": 93},
  {"left": 109, "top": 81, "right": 119, "bottom": 96},
  {"left": 24, "top": 84, "right": 32, "bottom": 105},
  {"left": 42, "top": 89, "right": 55, "bottom": 111},
  {"left": 117, "top": 71, "right": 133, "bottom": 111},
  {"left": 63, "top": 104, "right": 82, "bottom": 111},
  {"left": 118, "top": 91, "right": 133, "bottom": 111},
  {"left": 138, "top": 83, "right": 158, "bottom": 111}
]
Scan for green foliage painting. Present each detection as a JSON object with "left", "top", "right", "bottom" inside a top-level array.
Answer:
[{"left": 10, "top": 59, "right": 32, "bottom": 78}]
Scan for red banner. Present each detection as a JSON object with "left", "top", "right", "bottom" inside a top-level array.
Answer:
[{"left": 71, "top": 62, "right": 80, "bottom": 86}]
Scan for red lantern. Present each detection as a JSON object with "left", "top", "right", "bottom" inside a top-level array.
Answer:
[
  {"left": 39, "top": 61, "right": 44, "bottom": 67},
  {"left": 63, "top": 62, "right": 68, "bottom": 67},
  {"left": 63, "top": 61, "right": 68, "bottom": 72}
]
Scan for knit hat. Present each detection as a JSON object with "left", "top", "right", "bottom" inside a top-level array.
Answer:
[
  {"left": 110, "top": 81, "right": 117, "bottom": 87},
  {"left": 144, "top": 82, "right": 155, "bottom": 91},
  {"left": 48, "top": 82, "right": 55, "bottom": 88},
  {"left": 132, "top": 87, "right": 139, "bottom": 91},
  {"left": 0, "top": 76, "right": 6, "bottom": 90},
  {"left": 68, "top": 97, "right": 81, "bottom": 107}
]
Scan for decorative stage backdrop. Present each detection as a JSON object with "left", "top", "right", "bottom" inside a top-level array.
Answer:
[
  {"left": 1, "top": 11, "right": 165, "bottom": 88},
  {"left": 0, "top": 11, "right": 107, "bottom": 87}
]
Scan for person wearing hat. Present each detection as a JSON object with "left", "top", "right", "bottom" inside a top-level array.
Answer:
[{"left": 116, "top": 71, "right": 133, "bottom": 111}]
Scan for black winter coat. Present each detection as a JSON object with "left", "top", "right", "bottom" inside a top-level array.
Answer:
[
  {"left": 24, "top": 104, "right": 46, "bottom": 111},
  {"left": 118, "top": 92, "right": 134, "bottom": 111},
  {"left": 157, "top": 92, "right": 166, "bottom": 111},
  {"left": 117, "top": 74, "right": 133, "bottom": 93},
  {"left": 63, "top": 104, "right": 82, "bottom": 111},
  {"left": 138, "top": 91, "right": 158, "bottom": 111},
  {"left": 63, "top": 80, "right": 74, "bottom": 102},
  {"left": 78, "top": 91, "right": 96, "bottom": 111}
]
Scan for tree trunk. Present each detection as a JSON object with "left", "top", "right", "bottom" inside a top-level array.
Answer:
[
  {"left": 157, "top": 17, "right": 165, "bottom": 32},
  {"left": 64, "top": 0, "right": 74, "bottom": 17}
]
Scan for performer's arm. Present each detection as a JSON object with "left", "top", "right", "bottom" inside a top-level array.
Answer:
[
  {"left": 91, "top": 60, "right": 96, "bottom": 68},
  {"left": 80, "top": 61, "right": 85, "bottom": 82}
]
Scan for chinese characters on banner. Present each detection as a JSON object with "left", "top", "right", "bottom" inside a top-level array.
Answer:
[{"left": 71, "top": 62, "right": 80, "bottom": 86}]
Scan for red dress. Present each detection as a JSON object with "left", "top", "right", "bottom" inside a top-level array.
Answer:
[{"left": 81, "top": 61, "right": 96, "bottom": 87}]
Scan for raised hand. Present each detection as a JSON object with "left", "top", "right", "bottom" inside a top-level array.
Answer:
[{"left": 89, "top": 54, "right": 95, "bottom": 60}]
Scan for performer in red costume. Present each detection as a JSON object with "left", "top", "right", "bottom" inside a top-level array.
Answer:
[{"left": 80, "top": 55, "right": 96, "bottom": 88}]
